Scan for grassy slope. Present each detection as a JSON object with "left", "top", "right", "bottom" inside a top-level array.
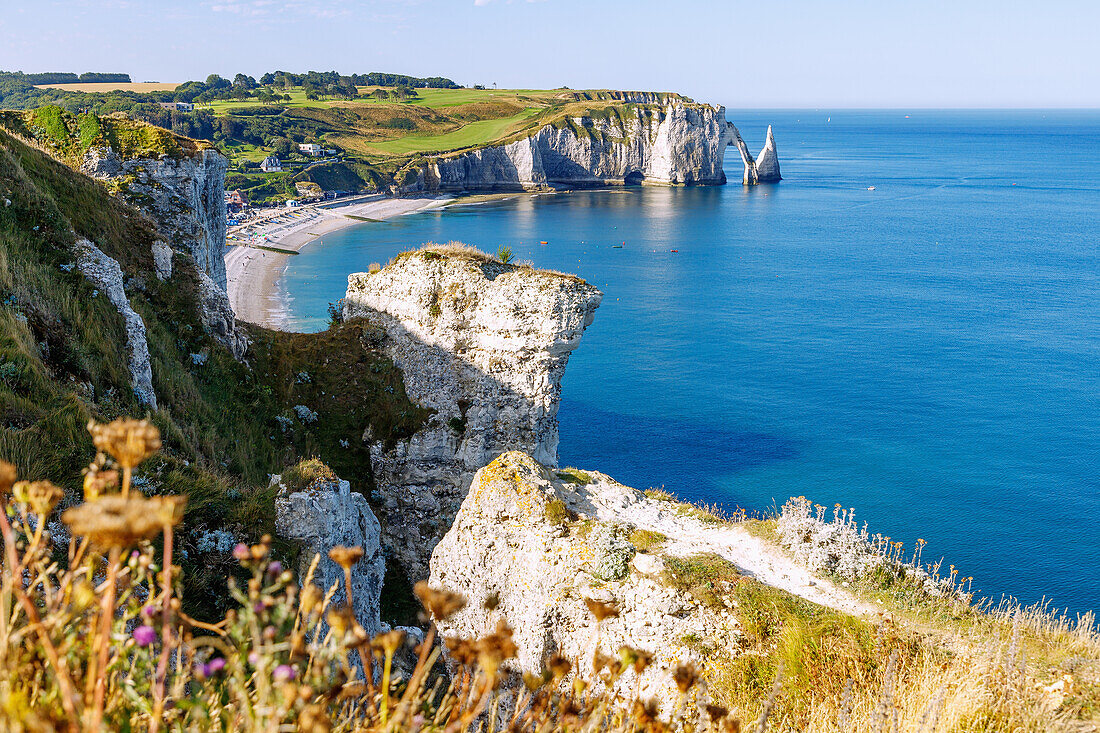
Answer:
[{"left": 0, "top": 121, "right": 428, "bottom": 617}]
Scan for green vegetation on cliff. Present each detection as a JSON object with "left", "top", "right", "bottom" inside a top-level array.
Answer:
[{"left": 0, "top": 123, "right": 427, "bottom": 617}]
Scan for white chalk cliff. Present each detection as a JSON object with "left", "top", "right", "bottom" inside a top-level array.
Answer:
[
  {"left": 82, "top": 146, "right": 248, "bottom": 359},
  {"left": 428, "top": 452, "right": 867, "bottom": 719},
  {"left": 403, "top": 102, "right": 780, "bottom": 192},
  {"left": 342, "top": 249, "right": 602, "bottom": 576}
]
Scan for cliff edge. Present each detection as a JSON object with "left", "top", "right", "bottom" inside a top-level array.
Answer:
[{"left": 343, "top": 246, "right": 602, "bottom": 576}]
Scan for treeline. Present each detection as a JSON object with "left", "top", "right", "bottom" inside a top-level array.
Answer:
[
  {"left": 260, "top": 70, "right": 459, "bottom": 89},
  {"left": 0, "top": 71, "right": 132, "bottom": 85}
]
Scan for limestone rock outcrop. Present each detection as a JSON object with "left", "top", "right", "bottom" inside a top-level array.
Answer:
[
  {"left": 73, "top": 238, "right": 157, "bottom": 409},
  {"left": 405, "top": 103, "right": 733, "bottom": 192},
  {"left": 428, "top": 452, "right": 742, "bottom": 718},
  {"left": 342, "top": 248, "right": 602, "bottom": 576},
  {"left": 274, "top": 472, "right": 386, "bottom": 636},
  {"left": 728, "top": 123, "right": 782, "bottom": 184},
  {"left": 81, "top": 146, "right": 248, "bottom": 359},
  {"left": 402, "top": 103, "right": 780, "bottom": 192}
]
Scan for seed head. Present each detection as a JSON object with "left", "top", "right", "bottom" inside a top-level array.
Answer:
[
  {"left": 62, "top": 495, "right": 167, "bottom": 548},
  {"left": 371, "top": 629, "right": 406, "bottom": 656},
  {"left": 13, "top": 480, "right": 64, "bottom": 516},
  {"left": 328, "top": 545, "right": 364, "bottom": 570},
  {"left": 88, "top": 419, "right": 161, "bottom": 469},
  {"left": 82, "top": 461, "right": 119, "bottom": 500},
  {"left": 414, "top": 581, "right": 466, "bottom": 621}
]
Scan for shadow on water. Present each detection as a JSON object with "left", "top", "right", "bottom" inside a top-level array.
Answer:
[{"left": 557, "top": 397, "right": 799, "bottom": 507}]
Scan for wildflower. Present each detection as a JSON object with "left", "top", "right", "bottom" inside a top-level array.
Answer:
[
  {"left": 206, "top": 658, "right": 226, "bottom": 675},
  {"left": 414, "top": 581, "right": 467, "bottom": 621},
  {"left": 88, "top": 418, "right": 161, "bottom": 469},
  {"left": 584, "top": 598, "right": 619, "bottom": 622},
  {"left": 82, "top": 461, "right": 118, "bottom": 500},
  {"left": 266, "top": 560, "right": 283, "bottom": 576},
  {"left": 62, "top": 495, "right": 165, "bottom": 548},
  {"left": 273, "top": 664, "right": 296, "bottom": 682},
  {"left": 133, "top": 625, "right": 157, "bottom": 647},
  {"left": 233, "top": 543, "right": 250, "bottom": 561},
  {"left": 148, "top": 495, "right": 185, "bottom": 528},
  {"left": 12, "top": 480, "right": 64, "bottom": 516},
  {"left": 328, "top": 545, "right": 364, "bottom": 569},
  {"left": 0, "top": 460, "right": 16, "bottom": 494}
]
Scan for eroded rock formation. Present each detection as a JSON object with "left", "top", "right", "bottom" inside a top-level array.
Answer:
[
  {"left": 274, "top": 472, "right": 386, "bottom": 636},
  {"left": 405, "top": 103, "right": 733, "bottom": 191},
  {"left": 728, "top": 123, "right": 782, "bottom": 184},
  {"left": 342, "top": 248, "right": 602, "bottom": 576},
  {"left": 81, "top": 146, "right": 248, "bottom": 358},
  {"left": 74, "top": 238, "right": 157, "bottom": 409},
  {"left": 428, "top": 452, "right": 742, "bottom": 718}
]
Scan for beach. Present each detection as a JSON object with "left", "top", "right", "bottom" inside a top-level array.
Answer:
[{"left": 225, "top": 196, "right": 446, "bottom": 328}]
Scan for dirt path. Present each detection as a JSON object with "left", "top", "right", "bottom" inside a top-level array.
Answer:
[{"left": 568, "top": 475, "right": 878, "bottom": 617}]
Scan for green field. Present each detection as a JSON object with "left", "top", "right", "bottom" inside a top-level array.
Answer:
[{"left": 364, "top": 108, "right": 542, "bottom": 156}]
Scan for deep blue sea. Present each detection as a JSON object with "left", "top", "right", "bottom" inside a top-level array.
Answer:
[{"left": 283, "top": 110, "right": 1100, "bottom": 616}]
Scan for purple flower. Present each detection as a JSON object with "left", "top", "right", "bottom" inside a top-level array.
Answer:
[
  {"left": 207, "top": 657, "right": 226, "bottom": 674},
  {"left": 232, "top": 543, "right": 250, "bottom": 561},
  {"left": 273, "top": 664, "right": 296, "bottom": 682},
  {"left": 248, "top": 652, "right": 260, "bottom": 666},
  {"left": 141, "top": 605, "right": 156, "bottom": 618},
  {"left": 133, "top": 625, "right": 157, "bottom": 647},
  {"left": 266, "top": 560, "right": 283, "bottom": 576}
]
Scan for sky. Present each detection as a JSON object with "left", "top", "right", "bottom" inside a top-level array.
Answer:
[{"left": 1, "top": 0, "right": 1098, "bottom": 108}]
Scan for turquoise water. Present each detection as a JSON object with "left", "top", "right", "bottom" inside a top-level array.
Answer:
[{"left": 283, "top": 111, "right": 1100, "bottom": 616}]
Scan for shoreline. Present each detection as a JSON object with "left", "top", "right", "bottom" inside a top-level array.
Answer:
[{"left": 225, "top": 196, "right": 448, "bottom": 329}]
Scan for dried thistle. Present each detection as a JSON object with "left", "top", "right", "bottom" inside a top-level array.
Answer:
[
  {"left": 414, "top": 581, "right": 466, "bottom": 621},
  {"left": 62, "top": 495, "right": 166, "bottom": 548},
  {"left": 584, "top": 598, "right": 619, "bottom": 622},
  {"left": 88, "top": 419, "right": 161, "bottom": 470},
  {"left": 328, "top": 545, "right": 364, "bottom": 570}
]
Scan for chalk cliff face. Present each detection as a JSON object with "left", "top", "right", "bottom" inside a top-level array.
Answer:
[
  {"left": 82, "top": 147, "right": 248, "bottom": 358},
  {"left": 407, "top": 103, "right": 733, "bottom": 192},
  {"left": 428, "top": 452, "right": 741, "bottom": 719},
  {"left": 274, "top": 472, "right": 386, "bottom": 636},
  {"left": 404, "top": 103, "right": 780, "bottom": 192},
  {"left": 342, "top": 249, "right": 602, "bottom": 576}
]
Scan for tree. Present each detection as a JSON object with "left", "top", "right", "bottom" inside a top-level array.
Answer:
[
  {"left": 205, "top": 74, "right": 230, "bottom": 90},
  {"left": 233, "top": 73, "right": 257, "bottom": 89},
  {"left": 273, "top": 137, "right": 293, "bottom": 157}
]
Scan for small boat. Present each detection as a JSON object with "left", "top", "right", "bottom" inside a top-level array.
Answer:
[
  {"left": 539, "top": 241, "right": 548, "bottom": 245},
  {"left": 670, "top": 249, "right": 679, "bottom": 253},
  {"left": 867, "top": 186, "right": 876, "bottom": 191},
  {"left": 612, "top": 245, "right": 623, "bottom": 249}
]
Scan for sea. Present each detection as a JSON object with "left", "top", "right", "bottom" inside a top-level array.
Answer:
[{"left": 281, "top": 110, "right": 1100, "bottom": 617}]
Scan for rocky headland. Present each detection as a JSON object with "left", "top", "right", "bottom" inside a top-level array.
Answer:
[{"left": 401, "top": 100, "right": 780, "bottom": 193}]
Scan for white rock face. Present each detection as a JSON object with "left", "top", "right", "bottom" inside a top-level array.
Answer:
[
  {"left": 428, "top": 452, "right": 740, "bottom": 718},
  {"left": 274, "top": 475, "right": 386, "bottom": 636},
  {"left": 81, "top": 147, "right": 247, "bottom": 359},
  {"left": 404, "top": 105, "right": 780, "bottom": 192},
  {"left": 151, "top": 240, "right": 173, "bottom": 281},
  {"left": 73, "top": 238, "right": 157, "bottom": 409},
  {"left": 407, "top": 103, "right": 732, "bottom": 191},
  {"left": 342, "top": 250, "right": 602, "bottom": 576},
  {"left": 728, "top": 123, "right": 782, "bottom": 184}
]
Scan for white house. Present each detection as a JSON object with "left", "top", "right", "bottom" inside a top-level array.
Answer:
[
  {"left": 158, "top": 101, "right": 194, "bottom": 112},
  {"left": 260, "top": 156, "right": 282, "bottom": 173},
  {"left": 298, "top": 143, "right": 323, "bottom": 157}
]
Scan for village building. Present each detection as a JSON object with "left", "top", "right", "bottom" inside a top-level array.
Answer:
[{"left": 260, "top": 156, "right": 282, "bottom": 173}]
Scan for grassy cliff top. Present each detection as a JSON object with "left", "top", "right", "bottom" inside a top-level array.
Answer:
[{"left": 0, "top": 107, "right": 213, "bottom": 166}]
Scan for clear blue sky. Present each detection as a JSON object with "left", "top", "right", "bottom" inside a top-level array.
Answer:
[{"left": 2, "top": 0, "right": 1097, "bottom": 108}]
